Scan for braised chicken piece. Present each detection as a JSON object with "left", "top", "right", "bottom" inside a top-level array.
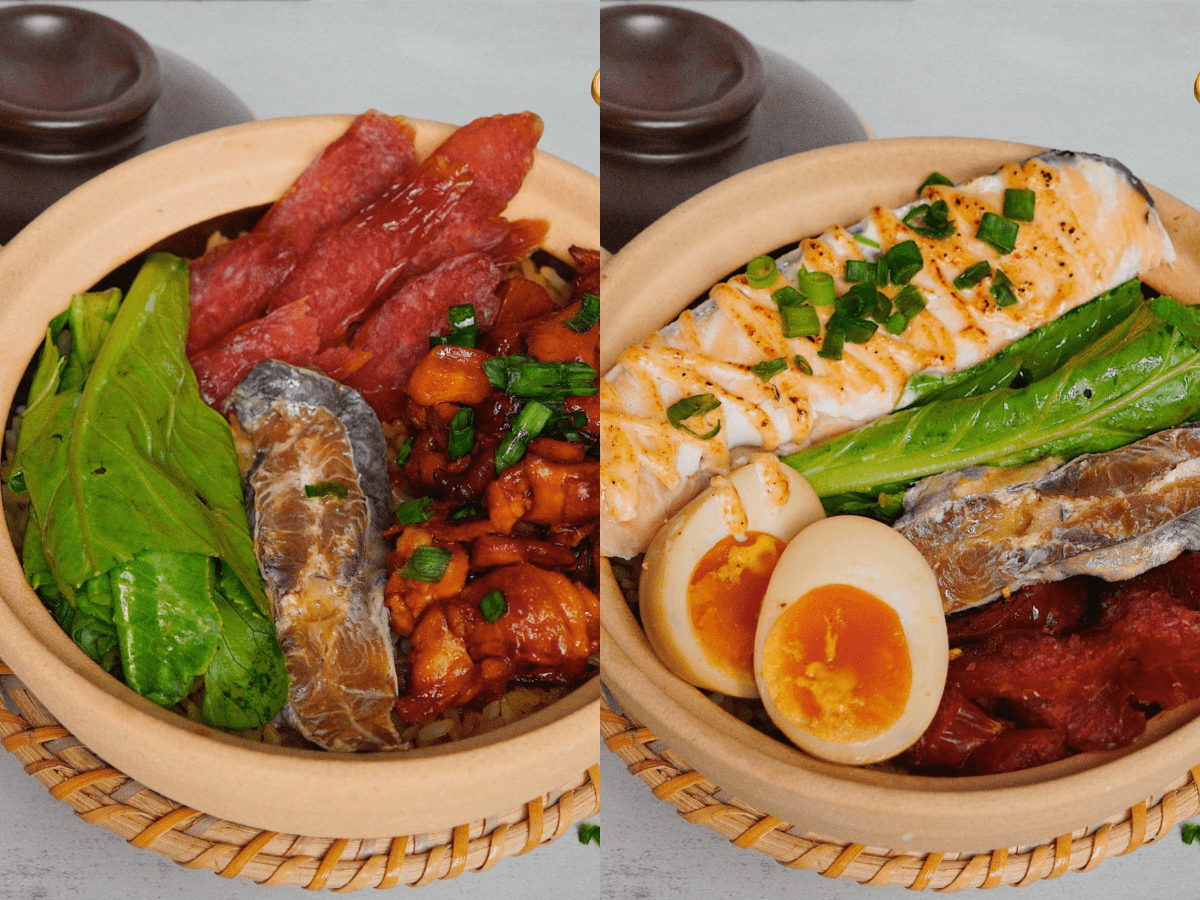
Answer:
[{"left": 384, "top": 250, "right": 600, "bottom": 724}]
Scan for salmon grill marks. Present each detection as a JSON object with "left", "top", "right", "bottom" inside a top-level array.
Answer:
[{"left": 600, "top": 150, "right": 1176, "bottom": 560}]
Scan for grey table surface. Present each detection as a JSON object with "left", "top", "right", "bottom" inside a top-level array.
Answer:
[
  {"left": 601, "top": 2, "right": 1200, "bottom": 900},
  {"left": 0, "top": 2, "right": 598, "bottom": 899}
]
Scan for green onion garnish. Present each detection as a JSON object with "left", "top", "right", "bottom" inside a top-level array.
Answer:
[
  {"left": 886, "top": 285, "right": 927, "bottom": 334},
  {"left": 304, "top": 481, "right": 347, "bottom": 500},
  {"left": 447, "top": 407, "right": 475, "bottom": 459},
  {"left": 953, "top": 260, "right": 992, "bottom": 290},
  {"left": 666, "top": 393, "right": 721, "bottom": 441},
  {"left": 399, "top": 545, "right": 453, "bottom": 583},
  {"left": 430, "top": 304, "right": 478, "bottom": 348},
  {"left": 793, "top": 355, "right": 814, "bottom": 376},
  {"left": 796, "top": 269, "right": 836, "bottom": 306},
  {"left": 770, "top": 286, "right": 805, "bottom": 308},
  {"left": 396, "top": 496, "right": 435, "bottom": 525},
  {"left": 1003, "top": 188, "right": 1036, "bottom": 222},
  {"left": 829, "top": 312, "right": 877, "bottom": 345},
  {"left": 991, "top": 268, "right": 1019, "bottom": 307},
  {"left": 883, "top": 240, "right": 923, "bottom": 285},
  {"left": 976, "top": 212, "right": 1019, "bottom": 255},
  {"left": 449, "top": 503, "right": 480, "bottom": 520},
  {"left": 779, "top": 304, "right": 820, "bottom": 339},
  {"left": 483, "top": 356, "right": 598, "bottom": 399},
  {"left": 750, "top": 358, "right": 788, "bottom": 382},
  {"left": 853, "top": 233, "right": 881, "bottom": 249},
  {"left": 395, "top": 437, "right": 414, "bottom": 467},
  {"left": 495, "top": 400, "right": 554, "bottom": 472},
  {"left": 565, "top": 293, "right": 600, "bottom": 333},
  {"left": 844, "top": 259, "right": 877, "bottom": 284},
  {"left": 745, "top": 255, "right": 778, "bottom": 289},
  {"left": 918, "top": 172, "right": 954, "bottom": 193},
  {"left": 578, "top": 823, "right": 600, "bottom": 846},
  {"left": 479, "top": 589, "right": 508, "bottom": 623},
  {"left": 817, "top": 325, "right": 845, "bottom": 361},
  {"left": 902, "top": 199, "right": 956, "bottom": 239},
  {"left": 7, "top": 471, "right": 25, "bottom": 494}
]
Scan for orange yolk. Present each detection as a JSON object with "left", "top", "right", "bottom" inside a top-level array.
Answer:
[
  {"left": 760, "top": 583, "right": 912, "bottom": 744},
  {"left": 687, "top": 532, "right": 786, "bottom": 680}
]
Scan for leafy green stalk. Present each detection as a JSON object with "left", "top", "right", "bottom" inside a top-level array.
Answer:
[
  {"left": 784, "top": 296, "right": 1200, "bottom": 509},
  {"left": 899, "top": 279, "right": 1144, "bottom": 408}
]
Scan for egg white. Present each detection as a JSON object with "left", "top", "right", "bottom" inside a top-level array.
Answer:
[
  {"left": 640, "top": 455, "right": 825, "bottom": 697},
  {"left": 753, "top": 515, "right": 948, "bottom": 765}
]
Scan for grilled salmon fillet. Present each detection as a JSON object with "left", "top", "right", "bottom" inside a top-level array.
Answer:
[{"left": 601, "top": 151, "right": 1176, "bottom": 559}]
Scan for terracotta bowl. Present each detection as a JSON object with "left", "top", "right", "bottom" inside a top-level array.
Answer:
[
  {"left": 0, "top": 114, "right": 600, "bottom": 839},
  {"left": 600, "top": 136, "right": 1200, "bottom": 854}
]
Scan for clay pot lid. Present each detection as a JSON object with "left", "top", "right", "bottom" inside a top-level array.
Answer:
[
  {"left": 601, "top": 4, "right": 764, "bottom": 148},
  {"left": 0, "top": 4, "right": 162, "bottom": 152}
]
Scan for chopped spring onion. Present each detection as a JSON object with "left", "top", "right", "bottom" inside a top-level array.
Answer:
[
  {"left": 902, "top": 199, "right": 956, "bottom": 239},
  {"left": 399, "top": 545, "right": 453, "bottom": 583},
  {"left": 565, "top": 292, "right": 600, "bottom": 333},
  {"left": 395, "top": 437, "right": 414, "bottom": 467},
  {"left": 977, "top": 212, "right": 1019, "bottom": 255},
  {"left": 953, "top": 260, "right": 992, "bottom": 290},
  {"left": 750, "top": 358, "right": 788, "bottom": 382},
  {"left": 666, "top": 393, "right": 721, "bottom": 441},
  {"left": 793, "top": 355, "right": 814, "bottom": 376},
  {"left": 771, "top": 285, "right": 805, "bottom": 308},
  {"left": 578, "top": 823, "right": 600, "bottom": 846},
  {"left": 495, "top": 400, "right": 554, "bottom": 472},
  {"left": 797, "top": 268, "right": 836, "bottom": 306},
  {"left": 396, "top": 496, "right": 435, "bottom": 525},
  {"left": 447, "top": 407, "right": 475, "bottom": 459},
  {"left": 745, "top": 255, "right": 778, "bottom": 289},
  {"left": 449, "top": 503, "right": 480, "bottom": 520},
  {"left": 883, "top": 240, "right": 923, "bottom": 285},
  {"left": 853, "top": 233, "right": 881, "bottom": 249},
  {"left": 779, "top": 303, "right": 820, "bottom": 339},
  {"left": 886, "top": 285, "right": 927, "bottom": 334},
  {"left": 817, "top": 325, "right": 845, "bottom": 361},
  {"left": 429, "top": 304, "right": 478, "bottom": 348},
  {"left": 1003, "top": 188, "right": 1036, "bottom": 222},
  {"left": 484, "top": 356, "right": 598, "bottom": 399},
  {"left": 479, "top": 589, "right": 508, "bottom": 623},
  {"left": 828, "top": 311, "right": 877, "bottom": 345},
  {"left": 918, "top": 171, "right": 954, "bottom": 193},
  {"left": 304, "top": 480, "right": 347, "bottom": 500},
  {"left": 837, "top": 283, "right": 890, "bottom": 324},
  {"left": 991, "top": 268, "right": 1019, "bottom": 307},
  {"left": 844, "top": 259, "right": 877, "bottom": 284}
]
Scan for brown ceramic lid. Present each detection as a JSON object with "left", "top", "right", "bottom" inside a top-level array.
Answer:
[
  {"left": 0, "top": 4, "right": 253, "bottom": 244},
  {"left": 601, "top": 4, "right": 871, "bottom": 253}
]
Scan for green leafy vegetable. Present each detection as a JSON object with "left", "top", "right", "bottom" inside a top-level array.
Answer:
[
  {"left": 784, "top": 293, "right": 1200, "bottom": 515},
  {"left": 305, "top": 481, "right": 348, "bottom": 500},
  {"left": 900, "top": 279, "right": 1143, "bottom": 408},
  {"left": 578, "top": 822, "right": 600, "bottom": 846},
  {"left": 11, "top": 253, "right": 288, "bottom": 728},
  {"left": 1181, "top": 823, "right": 1200, "bottom": 844}
]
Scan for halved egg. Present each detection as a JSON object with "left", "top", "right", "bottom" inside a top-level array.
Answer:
[
  {"left": 640, "top": 453, "right": 824, "bottom": 697},
  {"left": 753, "top": 515, "right": 948, "bottom": 765}
]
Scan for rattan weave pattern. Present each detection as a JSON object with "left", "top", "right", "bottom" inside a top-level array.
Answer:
[
  {"left": 0, "top": 660, "right": 599, "bottom": 890},
  {"left": 601, "top": 695, "right": 1200, "bottom": 890}
]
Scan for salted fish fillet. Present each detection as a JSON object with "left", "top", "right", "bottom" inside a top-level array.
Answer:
[
  {"left": 894, "top": 424, "right": 1200, "bottom": 614},
  {"left": 601, "top": 150, "right": 1176, "bottom": 559},
  {"left": 229, "top": 361, "right": 404, "bottom": 751}
]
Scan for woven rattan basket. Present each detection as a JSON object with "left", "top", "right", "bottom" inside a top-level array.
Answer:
[
  {"left": 0, "top": 658, "right": 599, "bottom": 890},
  {"left": 601, "top": 694, "right": 1197, "bottom": 890}
]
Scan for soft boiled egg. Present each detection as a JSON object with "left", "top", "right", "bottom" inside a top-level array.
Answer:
[
  {"left": 753, "top": 515, "right": 948, "bottom": 765},
  {"left": 640, "top": 453, "right": 824, "bottom": 697}
]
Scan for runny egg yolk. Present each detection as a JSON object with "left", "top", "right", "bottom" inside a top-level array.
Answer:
[
  {"left": 687, "top": 532, "right": 787, "bottom": 680},
  {"left": 760, "top": 583, "right": 912, "bottom": 744}
]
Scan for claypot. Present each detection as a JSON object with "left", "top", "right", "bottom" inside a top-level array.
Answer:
[
  {"left": 0, "top": 3, "right": 254, "bottom": 245},
  {"left": 0, "top": 114, "right": 600, "bottom": 838},
  {"left": 600, "top": 3, "right": 870, "bottom": 253},
  {"left": 600, "top": 136, "right": 1200, "bottom": 853}
]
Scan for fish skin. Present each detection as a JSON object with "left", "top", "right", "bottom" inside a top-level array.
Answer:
[
  {"left": 229, "top": 361, "right": 403, "bottom": 751},
  {"left": 895, "top": 423, "right": 1200, "bottom": 614}
]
